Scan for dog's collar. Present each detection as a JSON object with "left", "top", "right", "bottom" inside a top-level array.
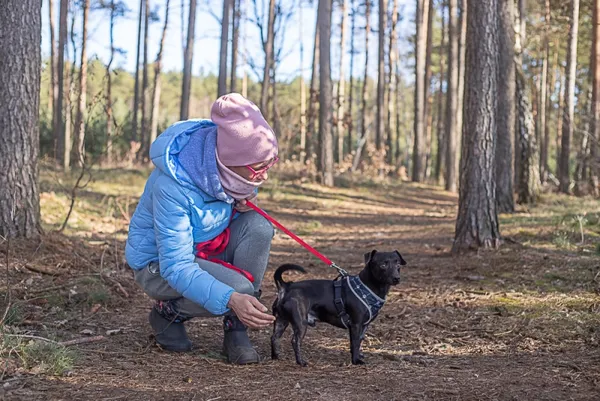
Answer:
[{"left": 346, "top": 276, "right": 386, "bottom": 325}]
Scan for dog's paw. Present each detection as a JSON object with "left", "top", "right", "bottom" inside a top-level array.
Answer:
[
  {"left": 352, "top": 359, "right": 366, "bottom": 365},
  {"left": 297, "top": 360, "right": 309, "bottom": 367}
]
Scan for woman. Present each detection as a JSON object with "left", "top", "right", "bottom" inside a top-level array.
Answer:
[{"left": 125, "top": 93, "right": 278, "bottom": 365}]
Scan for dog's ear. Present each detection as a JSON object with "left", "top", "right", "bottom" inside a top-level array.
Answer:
[
  {"left": 395, "top": 250, "right": 407, "bottom": 265},
  {"left": 364, "top": 250, "right": 377, "bottom": 264}
]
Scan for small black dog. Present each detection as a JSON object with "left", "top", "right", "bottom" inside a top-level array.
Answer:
[{"left": 270, "top": 250, "right": 406, "bottom": 366}]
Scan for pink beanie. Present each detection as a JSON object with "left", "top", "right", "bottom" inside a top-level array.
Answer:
[{"left": 211, "top": 93, "right": 278, "bottom": 166}]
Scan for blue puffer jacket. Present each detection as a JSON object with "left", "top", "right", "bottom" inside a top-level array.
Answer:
[{"left": 125, "top": 119, "right": 238, "bottom": 315}]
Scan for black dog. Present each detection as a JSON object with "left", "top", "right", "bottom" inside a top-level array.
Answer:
[{"left": 270, "top": 250, "right": 406, "bottom": 366}]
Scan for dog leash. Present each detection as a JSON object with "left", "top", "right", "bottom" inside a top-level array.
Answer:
[{"left": 245, "top": 200, "right": 349, "bottom": 277}]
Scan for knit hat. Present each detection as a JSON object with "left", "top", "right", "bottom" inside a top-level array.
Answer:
[{"left": 211, "top": 93, "right": 278, "bottom": 166}]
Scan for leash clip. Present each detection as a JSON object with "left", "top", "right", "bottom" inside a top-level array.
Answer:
[{"left": 331, "top": 263, "right": 348, "bottom": 277}]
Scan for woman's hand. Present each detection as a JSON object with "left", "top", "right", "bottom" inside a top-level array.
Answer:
[
  {"left": 227, "top": 292, "right": 275, "bottom": 328},
  {"left": 234, "top": 194, "right": 257, "bottom": 213}
]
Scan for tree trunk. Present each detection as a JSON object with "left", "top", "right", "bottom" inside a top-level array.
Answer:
[
  {"left": 351, "top": 0, "right": 371, "bottom": 172},
  {"left": 180, "top": 0, "right": 197, "bottom": 120},
  {"left": 435, "top": 1, "right": 446, "bottom": 185},
  {"left": 133, "top": 0, "right": 144, "bottom": 143},
  {"left": 559, "top": 0, "right": 580, "bottom": 194},
  {"left": 413, "top": 0, "right": 429, "bottom": 182},
  {"left": 218, "top": 0, "right": 231, "bottom": 97},
  {"left": 376, "top": 0, "right": 386, "bottom": 152},
  {"left": 150, "top": 0, "right": 170, "bottom": 149},
  {"left": 591, "top": 0, "right": 600, "bottom": 196},
  {"left": 64, "top": 6, "right": 76, "bottom": 171},
  {"left": 56, "top": 0, "right": 68, "bottom": 169},
  {"left": 539, "top": 0, "right": 550, "bottom": 183},
  {"left": 319, "top": 0, "right": 334, "bottom": 186},
  {"left": 299, "top": 3, "right": 307, "bottom": 163},
  {"left": 496, "top": 0, "right": 515, "bottom": 213},
  {"left": 444, "top": 0, "right": 459, "bottom": 192},
  {"left": 261, "top": 0, "right": 276, "bottom": 116},
  {"left": 423, "top": 0, "right": 435, "bottom": 178},
  {"left": 453, "top": 0, "right": 501, "bottom": 252},
  {"left": 455, "top": 0, "right": 467, "bottom": 170},
  {"left": 49, "top": 0, "right": 59, "bottom": 156},
  {"left": 307, "top": 18, "right": 320, "bottom": 164},
  {"left": 347, "top": 0, "right": 356, "bottom": 156},
  {"left": 106, "top": 0, "right": 116, "bottom": 165},
  {"left": 140, "top": 0, "right": 150, "bottom": 161},
  {"left": 556, "top": 60, "right": 564, "bottom": 175},
  {"left": 514, "top": 0, "right": 540, "bottom": 204},
  {"left": 386, "top": 0, "right": 398, "bottom": 165},
  {"left": 74, "top": 0, "right": 90, "bottom": 167},
  {"left": 0, "top": 0, "right": 41, "bottom": 238},
  {"left": 230, "top": 0, "right": 240, "bottom": 93},
  {"left": 337, "top": 0, "right": 348, "bottom": 164},
  {"left": 574, "top": 90, "right": 591, "bottom": 194},
  {"left": 396, "top": 64, "right": 403, "bottom": 167},
  {"left": 241, "top": 0, "right": 248, "bottom": 97}
]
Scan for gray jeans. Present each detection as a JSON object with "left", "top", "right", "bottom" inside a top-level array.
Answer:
[{"left": 134, "top": 210, "right": 274, "bottom": 318}]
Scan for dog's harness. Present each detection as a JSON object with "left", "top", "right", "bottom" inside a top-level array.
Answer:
[{"left": 333, "top": 275, "right": 386, "bottom": 328}]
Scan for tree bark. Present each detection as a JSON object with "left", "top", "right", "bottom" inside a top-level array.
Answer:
[
  {"left": 435, "top": 0, "right": 446, "bottom": 185},
  {"left": 514, "top": 0, "right": 540, "bottom": 204},
  {"left": 150, "top": 0, "right": 171, "bottom": 149},
  {"left": 337, "top": 0, "right": 348, "bottom": 163},
  {"left": 307, "top": 18, "right": 320, "bottom": 164},
  {"left": 539, "top": 0, "right": 550, "bottom": 183},
  {"left": 413, "top": 0, "right": 430, "bottom": 182},
  {"left": 49, "top": 0, "right": 59, "bottom": 156},
  {"left": 261, "top": 0, "right": 276, "bottom": 117},
  {"left": 133, "top": 0, "right": 144, "bottom": 143},
  {"left": 347, "top": 0, "right": 356, "bottom": 157},
  {"left": 444, "top": 0, "right": 459, "bottom": 192},
  {"left": 455, "top": 0, "right": 467, "bottom": 172},
  {"left": 496, "top": 0, "right": 515, "bottom": 213},
  {"left": 591, "top": 0, "right": 600, "bottom": 196},
  {"left": 56, "top": 0, "right": 68, "bottom": 169},
  {"left": 180, "top": 0, "right": 197, "bottom": 120},
  {"left": 218, "top": 0, "right": 231, "bottom": 97},
  {"left": 376, "top": 0, "right": 386, "bottom": 152},
  {"left": 106, "top": 0, "right": 116, "bottom": 165},
  {"left": 352, "top": 0, "right": 371, "bottom": 172},
  {"left": 559, "top": 0, "right": 580, "bottom": 194},
  {"left": 423, "top": 0, "right": 435, "bottom": 178},
  {"left": 140, "top": 0, "right": 150, "bottom": 160},
  {"left": 386, "top": 0, "right": 398, "bottom": 165},
  {"left": 318, "top": 0, "right": 334, "bottom": 187},
  {"left": 74, "top": 0, "right": 90, "bottom": 168},
  {"left": 230, "top": 0, "right": 240, "bottom": 93},
  {"left": 453, "top": 0, "right": 501, "bottom": 253},
  {"left": 0, "top": 0, "right": 42, "bottom": 238},
  {"left": 299, "top": 3, "right": 307, "bottom": 163}
]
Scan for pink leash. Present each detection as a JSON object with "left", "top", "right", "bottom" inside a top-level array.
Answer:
[{"left": 245, "top": 200, "right": 348, "bottom": 277}]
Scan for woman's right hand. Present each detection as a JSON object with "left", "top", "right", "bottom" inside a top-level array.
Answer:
[{"left": 227, "top": 292, "right": 275, "bottom": 329}]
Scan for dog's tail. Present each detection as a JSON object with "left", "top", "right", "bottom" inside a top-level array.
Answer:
[{"left": 274, "top": 264, "right": 306, "bottom": 291}]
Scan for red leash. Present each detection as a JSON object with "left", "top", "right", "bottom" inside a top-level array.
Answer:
[{"left": 245, "top": 200, "right": 348, "bottom": 276}]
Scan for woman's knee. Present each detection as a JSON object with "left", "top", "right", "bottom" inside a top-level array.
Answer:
[{"left": 230, "top": 277, "right": 255, "bottom": 296}]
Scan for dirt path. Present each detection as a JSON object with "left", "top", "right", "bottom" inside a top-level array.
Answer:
[{"left": 2, "top": 178, "right": 600, "bottom": 400}]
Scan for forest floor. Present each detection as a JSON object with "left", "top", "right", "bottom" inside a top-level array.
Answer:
[{"left": 1, "top": 164, "right": 600, "bottom": 401}]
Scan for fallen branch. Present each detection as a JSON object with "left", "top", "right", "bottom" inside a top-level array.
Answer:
[
  {"left": 59, "top": 335, "right": 105, "bottom": 346},
  {"left": 23, "top": 263, "right": 63, "bottom": 276},
  {"left": 115, "top": 197, "right": 131, "bottom": 223},
  {"left": 107, "top": 277, "right": 129, "bottom": 298}
]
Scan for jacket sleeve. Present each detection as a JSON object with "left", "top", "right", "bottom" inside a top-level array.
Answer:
[{"left": 152, "top": 180, "right": 235, "bottom": 315}]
